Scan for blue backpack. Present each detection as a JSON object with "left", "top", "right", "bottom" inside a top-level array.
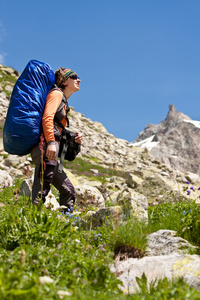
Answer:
[{"left": 3, "top": 60, "right": 55, "bottom": 156}]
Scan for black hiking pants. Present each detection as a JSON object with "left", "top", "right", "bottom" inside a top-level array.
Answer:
[{"left": 31, "top": 141, "right": 75, "bottom": 212}]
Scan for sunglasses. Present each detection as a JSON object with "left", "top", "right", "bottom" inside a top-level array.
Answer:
[{"left": 69, "top": 74, "right": 80, "bottom": 80}]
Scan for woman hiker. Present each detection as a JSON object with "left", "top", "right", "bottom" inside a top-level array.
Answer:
[{"left": 31, "top": 68, "right": 82, "bottom": 212}]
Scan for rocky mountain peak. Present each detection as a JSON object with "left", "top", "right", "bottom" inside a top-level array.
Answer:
[
  {"left": 166, "top": 104, "right": 179, "bottom": 122},
  {"left": 165, "top": 104, "right": 191, "bottom": 124},
  {"left": 133, "top": 105, "right": 200, "bottom": 175},
  {"left": 168, "top": 104, "right": 177, "bottom": 114}
]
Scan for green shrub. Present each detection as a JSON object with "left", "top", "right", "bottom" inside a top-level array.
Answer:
[{"left": 148, "top": 201, "right": 200, "bottom": 248}]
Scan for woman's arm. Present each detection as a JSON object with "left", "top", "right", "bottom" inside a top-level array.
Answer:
[
  {"left": 42, "top": 90, "right": 63, "bottom": 143},
  {"left": 42, "top": 90, "right": 62, "bottom": 160}
]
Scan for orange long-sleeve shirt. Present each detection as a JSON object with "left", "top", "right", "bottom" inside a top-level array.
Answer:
[{"left": 42, "top": 90, "right": 67, "bottom": 143}]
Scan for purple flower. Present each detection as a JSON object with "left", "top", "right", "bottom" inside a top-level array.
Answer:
[
  {"left": 187, "top": 190, "right": 191, "bottom": 195},
  {"left": 190, "top": 186, "right": 194, "bottom": 190},
  {"left": 186, "top": 181, "right": 190, "bottom": 184}
]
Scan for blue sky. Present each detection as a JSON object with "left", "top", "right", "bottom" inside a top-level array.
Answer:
[{"left": 0, "top": 0, "right": 200, "bottom": 142}]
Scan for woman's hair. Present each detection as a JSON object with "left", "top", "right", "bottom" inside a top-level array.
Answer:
[{"left": 55, "top": 67, "right": 77, "bottom": 89}]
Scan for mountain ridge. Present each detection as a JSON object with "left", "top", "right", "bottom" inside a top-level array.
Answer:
[{"left": 132, "top": 104, "right": 200, "bottom": 175}]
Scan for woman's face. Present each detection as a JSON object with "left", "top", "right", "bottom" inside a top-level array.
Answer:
[{"left": 65, "top": 76, "right": 81, "bottom": 92}]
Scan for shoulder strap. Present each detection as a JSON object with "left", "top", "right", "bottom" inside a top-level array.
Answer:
[
  {"left": 58, "top": 128, "right": 68, "bottom": 173},
  {"left": 52, "top": 84, "right": 70, "bottom": 128}
]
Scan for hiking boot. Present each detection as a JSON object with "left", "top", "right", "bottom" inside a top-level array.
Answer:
[
  {"left": 59, "top": 199, "right": 74, "bottom": 214},
  {"left": 66, "top": 199, "right": 74, "bottom": 213},
  {"left": 58, "top": 205, "right": 73, "bottom": 214},
  {"left": 63, "top": 206, "right": 74, "bottom": 214}
]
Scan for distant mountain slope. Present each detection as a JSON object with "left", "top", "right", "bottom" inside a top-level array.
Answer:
[{"left": 132, "top": 105, "right": 200, "bottom": 174}]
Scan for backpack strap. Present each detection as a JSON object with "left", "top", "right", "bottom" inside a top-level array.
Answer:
[
  {"left": 50, "top": 85, "right": 71, "bottom": 172},
  {"left": 54, "top": 116, "right": 69, "bottom": 173},
  {"left": 52, "top": 85, "right": 70, "bottom": 128},
  {"left": 57, "top": 128, "right": 68, "bottom": 173}
]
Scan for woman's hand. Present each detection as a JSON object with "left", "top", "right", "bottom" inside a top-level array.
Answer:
[
  {"left": 46, "top": 144, "right": 57, "bottom": 161},
  {"left": 75, "top": 132, "right": 83, "bottom": 144}
]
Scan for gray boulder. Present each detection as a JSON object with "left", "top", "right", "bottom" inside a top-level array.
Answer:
[
  {"left": 116, "top": 189, "right": 148, "bottom": 220},
  {"left": 146, "top": 229, "right": 196, "bottom": 256},
  {"left": 75, "top": 184, "right": 105, "bottom": 209},
  {"left": 111, "top": 229, "right": 200, "bottom": 294},
  {"left": 0, "top": 169, "right": 13, "bottom": 189},
  {"left": 111, "top": 254, "right": 200, "bottom": 294}
]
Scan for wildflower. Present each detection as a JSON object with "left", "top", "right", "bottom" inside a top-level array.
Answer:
[
  {"left": 20, "top": 249, "right": 26, "bottom": 267},
  {"left": 183, "top": 210, "right": 186, "bottom": 215},
  {"left": 74, "top": 239, "right": 80, "bottom": 244},
  {"left": 187, "top": 190, "right": 191, "bottom": 195},
  {"left": 57, "top": 243, "right": 62, "bottom": 249},
  {"left": 39, "top": 276, "right": 54, "bottom": 284},
  {"left": 198, "top": 187, "right": 200, "bottom": 191},
  {"left": 65, "top": 212, "right": 73, "bottom": 217},
  {"left": 57, "top": 290, "right": 72, "bottom": 298},
  {"left": 26, "top": 164, "right": 31, "bottom": 178},
  {"left": 186, "top": 181, "right": 190, "bottom": 184},
  {"left": 98, "top": 244, "right": 106, "bottom": 251},
  {"left": 190, "top": 186, "right": 194, "bottom": 190}
]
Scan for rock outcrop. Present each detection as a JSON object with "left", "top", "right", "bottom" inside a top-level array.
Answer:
[
  {"left": 132, "top": 105, "right": 200, "bottom": 175},
  {"left": 0, "top": 64, "right": 19, "bottom": 123}
]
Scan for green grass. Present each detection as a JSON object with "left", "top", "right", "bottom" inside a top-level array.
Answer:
[
  {"left": 104, "top": 217, "right": 148, "bottom": 260},
  {"left": 0, "top": 189, "right": 121, "bottom": 299},
  {"left": 64, "top": 156, "right": 128, "bottom": 183},
  {"left": 148, "top": 201, "right": 200, "bottom": 250},
  {"left": 0, "top": 178, "right": 200, "bottom": 299}
]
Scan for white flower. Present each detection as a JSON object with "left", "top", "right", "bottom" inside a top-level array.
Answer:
[
  {"left": 74, "top": 239, "right": 80, "bottom": 243},
  {"left": 39, "top": 276, "right": 54, "bottom": 284},
  {"left": 57, "top": 290, "right": 72, "bottom": 298}
]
